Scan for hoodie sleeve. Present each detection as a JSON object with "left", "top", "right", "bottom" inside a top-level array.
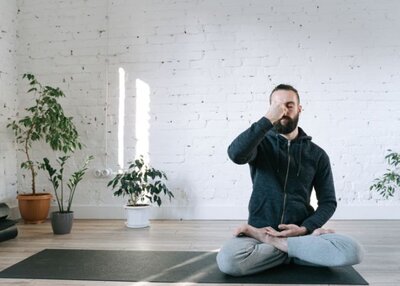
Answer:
[
  {"left": 227, "top": 117, "right": 274, "bottom": 165},
  {"left": 301, "top": 151, "right": 337, "bottom": 233}
]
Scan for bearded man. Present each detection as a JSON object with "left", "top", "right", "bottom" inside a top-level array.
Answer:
[{"left": 216, "top": 84, "right": 364, "bottom": 276}]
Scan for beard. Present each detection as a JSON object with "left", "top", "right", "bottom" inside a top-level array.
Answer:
[{"left": 274, "top": 113, "right": 299, "bottom": 135}]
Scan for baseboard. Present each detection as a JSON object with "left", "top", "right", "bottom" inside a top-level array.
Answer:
[
  {"left": 64, "top": 205, "right": 400, "bottom": 220},
  {"left": 67, "top": 205, "right": 249, "bottom": 220},
  {"left": 332, "top": 205, "right": 400, "bottom": 220},
  {"left": 10, "top": 205, "right": 400, "bottom": 220},
  {"left": 8, "top": 206, "right": 21, "bottom": 220}
]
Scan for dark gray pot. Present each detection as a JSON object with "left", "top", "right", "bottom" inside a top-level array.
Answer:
[{"left": 51, "top": 211, "right": 73, "bottom": 235}]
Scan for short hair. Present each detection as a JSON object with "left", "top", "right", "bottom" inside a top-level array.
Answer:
[{"left": 269, "top": 84, "right": 300, "bottom": 104}]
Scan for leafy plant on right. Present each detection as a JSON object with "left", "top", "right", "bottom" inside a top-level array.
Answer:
[{"left": 370, "top": 150, "right": 400, "bottom": 199}]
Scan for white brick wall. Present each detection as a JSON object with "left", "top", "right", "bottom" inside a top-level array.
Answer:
[
  {"left": 0, "top": 0, "right": 18, "bottom": 206},
  {"left": 10, "top": 0, "right": 400, "bottom": 219}
]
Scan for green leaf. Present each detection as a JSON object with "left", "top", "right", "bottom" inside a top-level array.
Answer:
[
  {"left": 370, "top": 150, "right": 400, "bottom": 199},
  {"left": 107, "top": 156, "right": 173, "bottom": 207}
]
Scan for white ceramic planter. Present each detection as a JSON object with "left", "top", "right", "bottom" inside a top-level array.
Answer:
[{"left": 124, "top": 205, "right": 150, "bottom": 228}]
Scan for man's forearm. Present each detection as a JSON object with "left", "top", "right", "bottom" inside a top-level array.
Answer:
[{"left": 227, "top": 117, "right": 273, "bottom": 164}]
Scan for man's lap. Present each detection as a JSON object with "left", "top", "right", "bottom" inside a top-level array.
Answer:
[{"left": 217, "top": 232, "right": 363, "bottom": 275}]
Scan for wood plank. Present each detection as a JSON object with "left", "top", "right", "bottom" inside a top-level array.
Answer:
[{"left": 0, "top": 219, "right": 398, "bottom": 285}]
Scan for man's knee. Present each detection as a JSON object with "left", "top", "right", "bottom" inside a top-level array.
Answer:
[
  {"left": 324, "top": 234, "right": 365, "bottom": 266},
  {"left": 216, "top": 237, "right": 287, "bottom": 276},
  {"left": 216, "top": 238, "right": 255, "bottom": 276},
  {"left": 216, "top": 248, "right": 242, "bottom": 276},
  {"left": 339, "top": 236, "right": 364, "bottom": 266}
]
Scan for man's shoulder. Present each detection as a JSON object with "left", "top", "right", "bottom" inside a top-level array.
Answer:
[
  {"left": 307, "top": 140, "right": 330, "bottom": 160},
  {"left": 297, "top": 127, "right": 330, "bottom": 157},
  {"left": 308, "top": 140, "right": 326, "bottom": 151}
]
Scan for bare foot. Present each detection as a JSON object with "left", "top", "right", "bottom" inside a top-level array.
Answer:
[
  {"left": 312, "top": 228, "right": 335, "bottom": 236},
  {"left": 234, "top": 224, "right": 288, "bottom": 253}
]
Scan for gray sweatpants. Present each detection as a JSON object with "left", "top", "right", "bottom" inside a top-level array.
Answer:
[{"left": 216, "top": 233, "right": 364, "bottom": 276}]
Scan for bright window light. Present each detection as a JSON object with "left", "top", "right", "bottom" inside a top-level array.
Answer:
[{"left": 118, "top": 67, "right": 126, "bottom": 169}]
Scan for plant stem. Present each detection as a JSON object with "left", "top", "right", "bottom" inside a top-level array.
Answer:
[
  {"left": 25, "top": 126, "right": 36, "bottom": 195},
  {"left": 67, "top": 185, "right": 76, "bottom": 212},
  {"left": 130, "top": 193, "right": 135, "bottom": 206},
  {"left": 61, "top": 173, "right": 64, "bottom": 212}
]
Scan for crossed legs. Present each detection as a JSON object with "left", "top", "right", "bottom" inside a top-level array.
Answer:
[{"left": 217, "top": 224, "right": 364, "bottom": 276}]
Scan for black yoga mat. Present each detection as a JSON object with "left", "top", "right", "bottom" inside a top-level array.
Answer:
[
  {"left": 0, "top": 203, "right": 10, "bottom": 220},
  {"left": 0, "top": 218, "right": 18, "bottom": 243},
  {"left": 0, "top": 249, "right": 368, "bottom": 284}
]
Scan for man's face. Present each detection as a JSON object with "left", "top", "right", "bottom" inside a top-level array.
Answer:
[{"left": 270, "top": 90, "right": 302, "bottom": 135}]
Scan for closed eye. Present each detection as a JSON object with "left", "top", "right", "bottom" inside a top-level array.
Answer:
[{"left": 286, "top": 103, "right": 294, "bottom": 108}]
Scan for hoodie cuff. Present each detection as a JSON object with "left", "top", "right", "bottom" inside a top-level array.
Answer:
[
  {"left": 300, "top": 223, "right": 314, "bottom": 234},
  {"left": 257, "top": 116, "right": 274, "bottom": 132}
]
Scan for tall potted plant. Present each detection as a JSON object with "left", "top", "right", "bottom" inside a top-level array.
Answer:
[
  {"left": 108, "top": 156, "right": 174, "bottom": 228},
  {"left": 7, "top": 73, "right": 81, "bottom": 223},
  {"left": 41, "top": 155, "right": 93, "bottom": 234}
]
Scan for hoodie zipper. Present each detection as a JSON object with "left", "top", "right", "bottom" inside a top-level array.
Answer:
[{"left": 280, "top": 140, "right": 291, "bottom": 224}]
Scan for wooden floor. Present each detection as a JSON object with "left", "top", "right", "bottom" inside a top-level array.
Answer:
[{"left": 0, "top": 220, "right": 399, "bottom": 286}]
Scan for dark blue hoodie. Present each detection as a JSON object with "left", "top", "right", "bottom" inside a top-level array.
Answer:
[{"left": 228, "top": 117, "right": 337, "bottom": 233}]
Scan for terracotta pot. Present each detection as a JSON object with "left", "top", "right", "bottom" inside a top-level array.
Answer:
[{"left": 17, "top": 193, "right": 52, "bottom": 224}]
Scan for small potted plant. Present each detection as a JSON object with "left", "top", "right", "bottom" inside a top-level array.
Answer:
[
  {"left": 108, "top": 156, "right": 174, "bottom": 228},
  {"left": 41, "top": 155, "right": 93, "bottom": 234},
  {"left": 370, "top": 149, "right": 400, "bottom": 199},
  {"left": 7, "top": 74, "right": 81, "bottom": 223}
]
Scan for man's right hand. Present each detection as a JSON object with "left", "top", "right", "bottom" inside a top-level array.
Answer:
[
  {"left": 265, "top": 101, "right": 287, "bottom": 124},
  {"left": 264, "top": 224, "right": 308, "bottom": 237}
]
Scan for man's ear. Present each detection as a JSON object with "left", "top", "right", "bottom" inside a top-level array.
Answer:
[{"left": 298, "top": 104, "right": 303, "bottom": 113}]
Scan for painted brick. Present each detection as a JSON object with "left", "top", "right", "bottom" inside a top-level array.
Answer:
[
  {"left": 3, "top": 0, "right": 400, "bottom": 219},
  {"left": 0, "top": 0, "right": 18, "bottom": 206}
]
